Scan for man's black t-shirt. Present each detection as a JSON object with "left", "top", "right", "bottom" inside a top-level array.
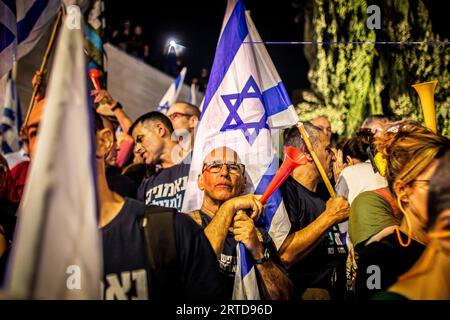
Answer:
[
  {"left": 281, "top": 176, "right": 347, "bottom": 298},
  {"left": 137, "top": 163, "right": 190, "bottom": 211},
  {"left": 355, "top": 231, "right": 425, "bottom": 300},
  {"left": 101, "top": 198, "right": 226, "bottom": 300}
]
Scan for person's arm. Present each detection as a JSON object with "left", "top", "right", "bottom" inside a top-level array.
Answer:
[
  {"left": 91, "top": 89, "right": 133, "bottom": 132},
  {"left": 204, "top": 194, "right": 263, "bottom": 258},
  {"left": 233, "top": 213, "right": 293, "bottom": 300},
  {"left": 279, "top": 196, "right": 350, "bottom": 269}
]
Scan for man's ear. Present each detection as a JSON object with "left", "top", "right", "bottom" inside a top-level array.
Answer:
[
  {"left": 154, "top": 122, "right": 167, "bottom": 138},
  {"left": 189, "top": 116, "right": 199, "bottom": 130},
  {"left": 198, "top": 173, "right": 205, "bottom": 191},
  {"left": 96, "top": 128, "right": 114, "bottom": 158}
]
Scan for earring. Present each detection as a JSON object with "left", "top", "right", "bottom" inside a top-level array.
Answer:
[{"left": 396, "top": 195, "right": 412, "bottom": 248}]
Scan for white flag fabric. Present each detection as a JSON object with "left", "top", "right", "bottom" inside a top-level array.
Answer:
[
  {"left": 0, "top": 70, "right": 22, "bottom": 154},
  {"left": 181, "top": 0, "right": 298, "bottom": 299},
  {"left": 0, "top": 0, "right": 61, "bottom": 78},
  {"left": 156, "top": 66, "right": 187, "bottom": 114},
  {"left": 188, "top": 82, "right": 197, "bottom": 106},
  {"left": 5, "top": 9, "right": 102, "bottom": 299}
]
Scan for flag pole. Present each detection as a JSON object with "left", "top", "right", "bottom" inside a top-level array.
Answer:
[
  {"left": 297, "top": 122, "right": 336, "bottom": 198},
  {"left": 23, "top": 6, "right": 64, "bottom": 128}
]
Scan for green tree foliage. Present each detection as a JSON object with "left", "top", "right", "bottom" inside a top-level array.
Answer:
[{"left": 296, "top": 0, "right": 449, "bottom": 136}]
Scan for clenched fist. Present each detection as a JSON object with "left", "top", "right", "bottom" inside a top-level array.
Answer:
[{"left": 324, "top": 196, "right": 350, "bottom": 224}]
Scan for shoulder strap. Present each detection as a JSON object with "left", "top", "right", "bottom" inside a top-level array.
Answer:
[
  {"left": 140, "top": 205, "right": 178, "bottom": 299},
  {"left": 373, "top": 188, "right": 399, "bottom": 219}
]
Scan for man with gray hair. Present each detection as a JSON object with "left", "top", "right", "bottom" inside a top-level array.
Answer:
[
  {"left": 311, "top": 115, "right": 332, "bottom": 142},
  {"left": 279, "top": 122, "right": 350, "bottom": 300}
]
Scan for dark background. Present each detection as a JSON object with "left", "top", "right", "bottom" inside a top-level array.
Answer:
[{"left": 104, "top": 0, "right": 448, "bottom": 95}]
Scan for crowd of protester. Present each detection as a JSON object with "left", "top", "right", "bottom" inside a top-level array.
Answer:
[{"left": 1, "top": 70, "right": 449, "bottom": 300}]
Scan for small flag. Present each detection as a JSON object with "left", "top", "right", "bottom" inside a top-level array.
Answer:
[
  {"left": 0, "top": 69, "right": 22, "bottom": 154},
  {"left": 156, "top": 66, "right": 186, "bottom": 114}
]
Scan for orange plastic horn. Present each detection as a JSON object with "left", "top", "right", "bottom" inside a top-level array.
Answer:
[
  {"left": 259, "top": 146, "right": 307, "bottom": 205},
  {"left": 89, "top": 68, "right": 102, "bottom": 90}
]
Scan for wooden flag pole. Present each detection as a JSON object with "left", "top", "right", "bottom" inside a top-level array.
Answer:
[
  {"left": 23, "top": 6, "right": 64, "bottom": 128},
  {"left": 297, "top": 122, "right": 336, "bottom": 198}
]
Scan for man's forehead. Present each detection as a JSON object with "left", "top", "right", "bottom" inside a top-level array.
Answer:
[
  {"left": 314, "top": 117, "right": 330, "bottom": 127},
  {"left": 168, "top": 103, "right": 188, "bottom": 115},
  {"left": 204, "top": 147, "right": 239, "bottom": 163}
]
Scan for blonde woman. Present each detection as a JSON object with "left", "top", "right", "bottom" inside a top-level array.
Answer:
[{"left": 353, "top": 121, "right": 450, "bottom": 299}]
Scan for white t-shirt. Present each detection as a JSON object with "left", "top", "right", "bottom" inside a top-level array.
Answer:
[{"left": 335, "top": 160, "right": 387, "bottom": 205}]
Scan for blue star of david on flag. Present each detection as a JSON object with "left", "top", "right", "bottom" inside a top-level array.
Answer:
[{"left": 220, "top": 76, "right": 269, "bottom": 145}]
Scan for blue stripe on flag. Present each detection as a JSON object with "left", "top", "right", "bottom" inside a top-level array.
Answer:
[
  {"left": 17, "top": 0, "right": 49, "bottom": 43},
  {"left": 0, "top": 123, "right": 12, "bottom": 132},
  {"left": 2, "top": 0, "right": 16, "bottom": 13},
  {"left": 2, "top": 141, "right": 13, "bottom": 154},
  {"left": 2, "top": 107, "right": 15, "bottom": 121},
  {"left": 0, "top": 22, "right": 16, "bottom": 52},
  {"left": 239, "top": 242, "right": 255, "bottom": 278},
  {"left": 200, "top": 1, "right": 248, "bottom": 119},
  {"left": 84, "top": 25, "right": 103, "bottom": 51},
  {"left": 262, "top": 82, "right": 292, "bottom": 117},
  {"left": 174, "top": 72, "right": 182, "bottom": 89}
]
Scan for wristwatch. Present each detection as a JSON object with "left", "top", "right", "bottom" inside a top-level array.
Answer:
[
  {"left": 110, "top": 102, "right": 123, "bottom": 112},
  {"left": 253, "top": 247, "right": 270, "bottom": 265}
]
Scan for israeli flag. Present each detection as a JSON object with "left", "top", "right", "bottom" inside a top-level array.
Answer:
[
  {"left": 181, "top": 0, "right": 298, "bottom": 299},
  {"left": 156, "top": 66, "right": 186, "bottom": 114},
  {"left": 0, "top": 70, "right": 22, "bottom": 154},
  {"left": 5, "top": 9, "right": 102, "bottom": 299},
  {"left": 0, "top": 0, "right": 61, "bottom": 78}
]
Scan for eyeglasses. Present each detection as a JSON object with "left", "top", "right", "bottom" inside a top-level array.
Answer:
[
  {"left": 412, "top": 179, "right": 431, "bottom": 185},
  {"left": 202, "top": 161, "right": 245, "bottom": 174},
  {"left": 167, "top": 112, "right": 195, "bottom": 121}
]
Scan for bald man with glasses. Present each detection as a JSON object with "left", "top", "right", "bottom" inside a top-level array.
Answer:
[{"left": 187, "top": 146, "right": 293, "bottom": 300}]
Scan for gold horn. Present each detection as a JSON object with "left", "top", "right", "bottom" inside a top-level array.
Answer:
[{"left": 412, "top": 80, "right": 438, "bottom": 133}]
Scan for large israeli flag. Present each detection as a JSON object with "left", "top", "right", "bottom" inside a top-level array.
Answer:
[
  {"left": 156, "top": 66, "right": 187, "bottom": 114},
  {"left": 181, "top": 0, "right": 298, "bottom": 299},
  {"left": 0, "top": 0, "right": 61, "bottom": 79},
  {"left": 5, "top": 8, "right": 102, "bottom": 299},
  {"left": 0, "top": 70, "right": 22, "bottom": 154}
]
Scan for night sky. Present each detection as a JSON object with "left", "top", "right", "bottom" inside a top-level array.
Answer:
[{"left": 104, "top": 0, "right": 448, "bottom": 96}]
